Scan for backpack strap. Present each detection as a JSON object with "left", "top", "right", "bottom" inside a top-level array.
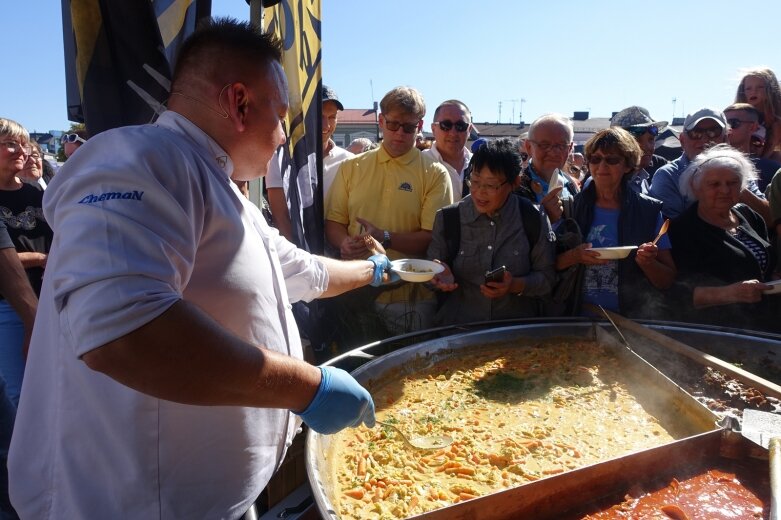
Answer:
[
  {"left": 515, "top": 194, "right": 541, "bottom": 246},
  {"left": 442, "top": 203, "right": 461, "bottom": 267},
  {"left": 443, "top": 196, "right": 541, "bottom": 267}
]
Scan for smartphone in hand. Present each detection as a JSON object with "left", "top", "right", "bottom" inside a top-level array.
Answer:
[{"left": 484, "top": 266, "right": 506, "bottom": 284}]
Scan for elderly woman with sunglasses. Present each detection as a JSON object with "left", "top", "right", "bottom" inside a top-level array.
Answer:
[
  {"left": 0, "top": 118, "right": 52, "bottom": 407},
  {"left": 427, "top": 138, "right": 556, "bottom": 325},
  {"left": 556, "top": 128, "right": 676, "bottom": 318},
  {"left": 668, "top": 144, "right": 778, "bottom": 332}
]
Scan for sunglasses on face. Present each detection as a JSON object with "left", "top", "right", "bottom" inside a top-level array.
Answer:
[
  {"left": 61, "top": 133, "right": 87, "bottom": 144},
  {"left": 627, "top": 125, "right": 659, "bottom": 137},
  {"left": 686, "top": 126, "right": 723, "bottom": 140},
  {"left": 382, "top": 118, "right": 419, "bottom": 134},
  {"left": 434, "top": 119, "right": 469, "bottom": 133},
  {"left": 727, "top": 118, "right": 754, "bottom": 129},
  {"left": 587, "top": 155, "right": 623, "bottom": 166}
]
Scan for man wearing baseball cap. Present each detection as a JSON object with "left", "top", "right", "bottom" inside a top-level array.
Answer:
[
  {"left": 610, "top": 106, "right": 669, "bottom": 194},
  {"left": 266, "top": 84, "right": 354, "bottom": 242},
  {"left": 650, "top": 107, "right": 769, "bottom": 221}
]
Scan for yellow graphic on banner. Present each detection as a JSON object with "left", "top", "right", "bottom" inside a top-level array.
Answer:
[
  {"left": 70, "top": 0, "right": 103, "bottom": 100},
  {"left": 263, "top": 0, "right": 321, "bottom": 152}
]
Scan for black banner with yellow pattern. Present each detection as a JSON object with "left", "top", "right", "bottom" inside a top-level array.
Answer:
[{"left": 263, "top": 0, "right": 323, "bottom": 255}]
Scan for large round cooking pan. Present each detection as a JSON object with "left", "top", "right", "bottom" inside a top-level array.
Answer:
[{"left": 306, "top": 319, "right": 780, "bottom": 519}]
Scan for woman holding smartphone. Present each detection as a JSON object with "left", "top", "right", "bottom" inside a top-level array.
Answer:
[{"left": 427, "top": 138, "right": 556, "bottom": 325}]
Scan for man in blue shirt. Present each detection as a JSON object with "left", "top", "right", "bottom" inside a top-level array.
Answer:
[
  {"left": 650, "top": 108, "right": 768, "bottom": 221},
  {"left": 519, "top": 113, "right": 579, "bottom": 223}
]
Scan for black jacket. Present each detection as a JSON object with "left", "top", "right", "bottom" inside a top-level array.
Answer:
[
  {"left": 668, "top": 202, "right": 778, "bottom": 333},
  {"left": 569, "top": 181, "right": 669, "bottom": 319}
]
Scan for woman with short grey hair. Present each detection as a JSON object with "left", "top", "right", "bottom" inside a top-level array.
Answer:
[
  {"left": 669, "top": 144, "right": 777, "bottom": 332},
  {"left": 677, "top": 143, "right": 758, "bottom": 201}
]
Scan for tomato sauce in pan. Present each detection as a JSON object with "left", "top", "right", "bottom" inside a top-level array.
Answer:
[{"left": 580, "top": 462, "right": 768, "bottom": 519}]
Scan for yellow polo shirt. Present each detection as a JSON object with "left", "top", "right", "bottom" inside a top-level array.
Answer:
[
  {"left": 326, "top": 144, "right": 453, "bottom": 306},
  {"left": 326, "top": 144, "right": 453, "bottom": 260}
]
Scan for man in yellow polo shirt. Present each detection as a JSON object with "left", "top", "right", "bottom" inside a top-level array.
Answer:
[{"left": 325, "top": 86, "right": 453, "bottom": 336}]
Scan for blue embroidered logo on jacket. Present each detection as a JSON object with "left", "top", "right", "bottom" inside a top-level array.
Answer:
[
  {"left": 78, "top": 191, "right": 144, "bottom": 204},
  {"left": 398, "top": 182, "right": 413, "bottom": 192}
]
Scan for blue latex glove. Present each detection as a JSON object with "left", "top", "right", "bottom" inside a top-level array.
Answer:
[
  {"left": 295, "top": 366, "right": 376, "bottom": 434},
  {"left": 368, "top": 254, "right": 392, "bottom": 287}
]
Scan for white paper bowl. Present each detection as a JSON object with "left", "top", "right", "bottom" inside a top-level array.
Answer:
[
  {"left": 390, "top": 259, "right": 444, "bottom": 283},
  {"left": 764, "top": 280, "right": 781, "bottom": 295},
  {"left": 589, "top": 246, "right": 638, "bottom": 260}
]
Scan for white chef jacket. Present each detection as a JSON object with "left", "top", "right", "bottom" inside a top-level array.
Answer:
[{"left": 9, "top": 111, "right": 328, "bottom": 520}]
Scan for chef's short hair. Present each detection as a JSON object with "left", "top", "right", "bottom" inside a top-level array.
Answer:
[{"left": 172, "top": 17, "right": 282, "bottom": 90}]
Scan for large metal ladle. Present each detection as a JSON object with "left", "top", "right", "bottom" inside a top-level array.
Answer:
[{"left": 376, "top": 421, "right": 453, "bottom": 450}]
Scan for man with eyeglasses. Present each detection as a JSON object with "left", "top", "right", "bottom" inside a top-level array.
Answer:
[
  {"left": 650, "top": 108, "right": 769, "bottom": 221},
  {"left": 326, "top": 86, "right": 453, "bottom": 336},
  {"left": 60, "top": 129, "right": 88, "bottom": 159},
  {"left": 610, "top": 106, "right": 669, "bottom": 195},
  {"left": 422, "top": 99, "right": 473, "bottom": 202},
  {"left": 518, "top": 114, "right": 579, "bottom": 223},
  {"left": 724, "top": 102, "right": 781, "bottom": 193}
]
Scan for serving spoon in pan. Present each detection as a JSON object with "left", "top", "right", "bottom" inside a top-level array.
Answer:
[{"left": 376, "top": 421, "right": 453, "bottom": 450}]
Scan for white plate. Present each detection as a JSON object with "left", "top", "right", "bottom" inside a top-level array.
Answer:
[
  {"left": 764, "top": 280, "right": 781, "bottom": 295},
  {"left": 589, "top": 246, "right": 638, "bottom": 260},
  {"left": 390, "top": 259, "right": 444, "bottom": 283}
]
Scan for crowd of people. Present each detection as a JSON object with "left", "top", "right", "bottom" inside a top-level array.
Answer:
[
  {"left": 304, "top": 70, "right": 780, "bottom": 345},
  {"left": 0, "top": 16, "right": 779, "bottom": 520}
]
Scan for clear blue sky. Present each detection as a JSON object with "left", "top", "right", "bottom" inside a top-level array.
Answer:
[{"left": 4, "top": 1, "right": 781, "bottom": 133}]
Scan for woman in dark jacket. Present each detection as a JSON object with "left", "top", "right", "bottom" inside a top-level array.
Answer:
[
  {"left": 668, "top": 144, "right": 778, "bottom": 332},
  {"left": 556, "top": 128, "right": 676, "bottom": 318}
]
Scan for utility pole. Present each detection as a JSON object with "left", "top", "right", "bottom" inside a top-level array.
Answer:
[
  {"left": 503, "top": 99, "right": 520, "bottom": 123},
  {"left": 498, "top": 101, "right": 502, "bottom": 124},
  {"left": 519, "top": 98, "right": 526, "bottom": 123},
  {"left": 672, "top": 98, "right": 677, "bottom": 122}
]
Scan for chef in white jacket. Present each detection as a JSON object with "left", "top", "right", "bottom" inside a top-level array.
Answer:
[{"left": 9, "top": 19, "right": 383, "bottom": 520}]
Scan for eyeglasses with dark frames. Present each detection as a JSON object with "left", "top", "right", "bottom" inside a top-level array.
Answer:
[
  {"left": 2, "top": 141, "right": 32, "bottom": 155},
  {"left": 587, "top": 155, "right": 624, "bottom": 166},
  {"left": 433, "top": 120, "right": 470, "bottom": 133},
  {"left": 382, "top": 118, "right": 420, "bottom": 134},
  {"left": 686, "top": 126, "right": 723, "bottom": 140}
]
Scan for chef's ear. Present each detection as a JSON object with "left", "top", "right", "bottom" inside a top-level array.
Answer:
[{"left": 224, "top": 82, "right": 251, "bottom": 132}]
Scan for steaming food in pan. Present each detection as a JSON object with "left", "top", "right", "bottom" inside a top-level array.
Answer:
[{"left": 326, "top": 340, "right": 699, "bottom": 519}]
